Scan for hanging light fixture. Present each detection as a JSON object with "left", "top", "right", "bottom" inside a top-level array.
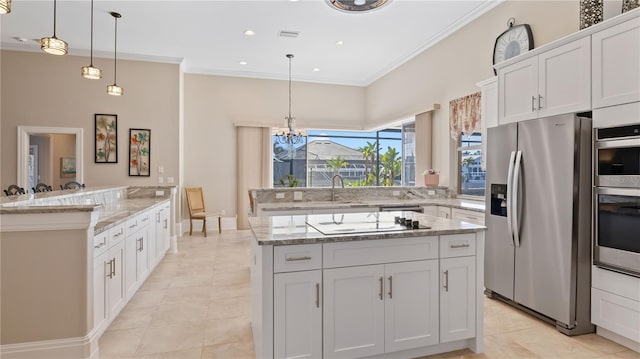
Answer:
[
  {"left": 107, "top": 12, "right": 123, "bottom": 96},
  {"left": 81, "top": 0, "right": 101, "bottom": 79},
  {"left": 41, "top": 0, "right": 68, "bottom": 55},
  {"left": 326, "top": 0, "right": 390, "bottom": 12},
  {"left": 0, "top": 0, "right": 12, "bottom": 14},
  {"left": 274, "top": 54, "right": 304, "bottom": 145}
]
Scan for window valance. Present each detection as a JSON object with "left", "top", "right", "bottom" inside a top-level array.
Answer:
[{"left": 449, "top": 92, "right": 481, "bottom": 140}]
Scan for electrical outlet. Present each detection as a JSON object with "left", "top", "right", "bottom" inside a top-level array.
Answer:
[
  {"left": 158, "top": 176, "right": 164, "bottom": 184},
  {"left": 155, "top": 190, "right": 164, "bottom": 196},
  {"left": 116, "top": 192, "right": 121, "bottom": 199},
  {"left": 392, "top": 191, "right": 400, "bottom": 196},
  {"left": 167, "top": 177, "right": 175, "bottom": 184},
  {"left": 428, "top": 190, "right": 436, "bottom": 196},
  {"left": 276, "top": 193, "right": 285, "bottom": 199},
  {"left": 220, "top": 209, "right": 226, "bottom": 216},
  {"left": 158, "top": 165, "right": 164, "bottom": 174},
  {"left": 294, "top": 191, "right": 303, "bottom": 201}
]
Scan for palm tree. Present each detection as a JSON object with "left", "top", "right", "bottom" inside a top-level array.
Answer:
[
  {"left": 380, "top": 146, "right": 400, "bottom": 186},
  {"left": 461, "top": 156, "right": 476, "bottom": 188},
  {"left": 326, "top": 156, "right": 349, "bottom": 176}
]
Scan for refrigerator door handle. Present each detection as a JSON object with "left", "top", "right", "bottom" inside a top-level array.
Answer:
[
  {"left": 506, "top": 151, "right": 516, "bottom": 245},
  {"left": 512, "top": 150, "right": 523, "bottom": 247}
]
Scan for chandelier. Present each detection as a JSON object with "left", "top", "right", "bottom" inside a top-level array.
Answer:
[
  {"left": 326, "top": 0, "right": 390, "bottom": 13},
  {"left": 274, "top": 54, "right": 305, "bottom": 145}
]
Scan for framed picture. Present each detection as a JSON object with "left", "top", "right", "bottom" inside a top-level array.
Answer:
[
  {"left": 60, "top": 157, "right": 76, "bottom": 178},
  {"left": 129, "top": 128, "right": 151, "bottom": 176},
  {"left": 95, "top": 114, "right": 118, "bottom": 163}
]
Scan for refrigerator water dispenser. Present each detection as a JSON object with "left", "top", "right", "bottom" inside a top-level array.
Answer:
[{"left": 490, "top": 184, "right": 508, "bottom": 217}]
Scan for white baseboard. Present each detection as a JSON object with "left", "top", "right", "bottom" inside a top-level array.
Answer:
[
  {"left": 0, "top": 330, "right": 99, "bottom": 359},
  {"left": 180, "top": 216, "right": 237, "bottom": 235},
  {"left": 597, "top": 326, "right": 640, "bottom": 353}
]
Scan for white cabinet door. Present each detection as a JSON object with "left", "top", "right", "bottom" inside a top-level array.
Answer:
[
  {"left": 125, "top": 231, "right": 139, "bottom": 301},
  {"left": 93, "top": 250, "right": 109, "bottom": 333},
  {"left": 136, "top": 230, "right": 150, "bottom": 283},
  {"left": 440, "top": 256, "right": 476, "bottom": 343},
  {"left": 436, "top": 206, "right": 451, "bottom": 219},
  {"left": 450, "top": 208, "right": 484, "bottom": 225},
  {"left": 384, "top": 260, "right": 439, "bottom": 352},
  {"left": 538, "top": 37, "right": 591, "bottom": 117},
  {"left": 148, "top": 210, "right": 158, "bottom": 269},
  {"left": 593, "top": 18, "right": 640, "bottom": 108},
  {"left": 160, "top": 206, "right": 170, "bottom": 254},
  {"left": 108, "top": 239, "right": 126, "bottom": 318},
  {"left": 323, "top": 265, "right": 385, "bottom": 358},
  {"left": 498, "top": 56, "right": 538, "bottom": 124},
  {"left": 274, "top": 270, "right": 322, "bottom": 359}
]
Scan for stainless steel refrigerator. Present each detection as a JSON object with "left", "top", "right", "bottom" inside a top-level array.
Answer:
[{"left": 484, "top": 113, "right": 594, "bottom": 335}]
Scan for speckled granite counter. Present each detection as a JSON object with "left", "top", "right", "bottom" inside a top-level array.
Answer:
[
  {"left": 249, "top": 210, "right": 485, "bottom": 245},
  {"left": 257, "top": 198, "right": 485, "bottom": 214}
]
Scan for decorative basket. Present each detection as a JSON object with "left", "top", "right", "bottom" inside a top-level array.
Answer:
[{"left": 424, "top": 174, "right": 439, "bottom": 187}]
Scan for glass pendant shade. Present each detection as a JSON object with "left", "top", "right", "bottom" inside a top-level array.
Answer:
[
  {"left": 40, "top": 36, "right": 68, "bottom": 55},
  {"left": 0, "top": 0, "right": 12, "bottom": 14},
  {"left": 107, "top": 84, "right": 123, "bottom": 96},
  {"left": 81, "top": 65, "right": 102, "bottom": 79}
]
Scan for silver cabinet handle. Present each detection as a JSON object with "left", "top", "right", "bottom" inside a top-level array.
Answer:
[
  {"left": 156, "top": 213, "right": 160, "bottom": 223},
  {"left": 142, "top": 217, "right": 148, "bottom": 223},
  {"left": 444, "top": 270, "right": 449, "bottom": 292},
  {"left": 111, "top": 258, "right": 116, "bottom": 277},
  {"left": 531, "top": 96, "right": 536, "bottom": 112},
  {"left": 137, "top": 237, "right": 144, "bottom": 252},
  {"left": 388, "top": 275, "right": 393, "bottom": 299},
  {"left": 315, "top": 283, "right": 320, "bottom": 308},
  {"left": 286, "top": 256, "right": 311, "bottom": 261},
  {"left": 538, "top": 94, "right": 543, "bottom": 110},
  {"left": 163, "top": 219, "right": 168, "bottom": 229},
  {"left": 94, "top": 240, "right": 106, "bottom": 249},
  {"left": 106, "top": 260, "right": 113, "bottom": 279},
  {"left": 129, "top": 223, "right": 137, "bottom": 229},
  {"left": 379, "top": 276, "right": 384, "bottom": 300},
  {"left": 450, "top": 243, "right": 470, "bottom": 249}
]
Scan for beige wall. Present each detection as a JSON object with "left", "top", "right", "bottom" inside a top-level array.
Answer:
[
  {"left": 1, "top": 50, "right": 180, "bottom": 190},
  {"left": 52, "top": 133, "right": 77, "bottom": 189},
  {"left": 183, "top": 74, "right": 366, "bottom": 219},
  {"left": 366, "top": 0, "right": 580, "bottom": 187}
]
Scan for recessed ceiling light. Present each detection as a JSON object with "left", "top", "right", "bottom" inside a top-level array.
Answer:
[
  {"left": 239, "top": 61, "right": 248, "bottom": 65},
  {"left": 335, "top": 40, "right": 344, "bottom": 46},
  {"left": 244, "top": 30, "right": 255, "bottom": 36},
  {"left": 313, "top": 68, "right": 320, "bottom": 72}
]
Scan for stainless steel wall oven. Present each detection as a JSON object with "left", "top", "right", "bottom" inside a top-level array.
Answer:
[{"left": 594, "top": 124, "right": 640, "bottom": 277}]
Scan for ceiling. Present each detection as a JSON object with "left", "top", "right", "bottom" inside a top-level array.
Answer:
[{"left": 1, "top": 0, "right": 502, "bottom": 86}]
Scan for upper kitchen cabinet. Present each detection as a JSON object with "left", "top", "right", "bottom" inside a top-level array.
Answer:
[
  {"left": 592, "top": 18, "right": 640, "bottom": 109},
  {"left": 498, "top": 37, "right": 591, "bottom": 124}
]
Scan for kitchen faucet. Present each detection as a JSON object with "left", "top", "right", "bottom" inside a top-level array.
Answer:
[{"left": 331, "top": 174, "right": 344, "bottom": 202}]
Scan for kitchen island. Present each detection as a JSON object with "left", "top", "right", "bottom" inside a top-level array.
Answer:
[{"left": 249, "top": 210, "right": 485, "bottom": 359}]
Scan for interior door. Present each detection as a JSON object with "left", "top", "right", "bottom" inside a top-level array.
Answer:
[
  {"left": 514, "top": 115, "right": 576, "bottom": 326},
  {"left": 484, "top": 123, "right": 517, "bottom": 299}
]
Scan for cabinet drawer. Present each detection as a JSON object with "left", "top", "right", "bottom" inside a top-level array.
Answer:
[
  {"left": 451, "top": 208, "right": 484, "bottom": 225},
  {"left": 93, "top": 232, "right": 108, "bottom": 257},
  {"left": 440, "top": 233, "right": 476, "bottom": 258},
  {"left": 139, "top": 212, "right": 151, "bottom": 227},
  {"left": 274, "top": 244, "right": 322, "bottom": 273},
  {"left": 125, "top": 216, "right": 140, "bottom": 234},
  {"left": 109, "top": 224, "right": 125, "bottom": 247},
  {"left": 591, "top": 287, "right": 640, "bottom": 342},
  {"left": 323, "top": 237, "right": 438, "bottom": 269}
]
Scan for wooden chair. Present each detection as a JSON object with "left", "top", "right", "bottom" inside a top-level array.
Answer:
[
  {"left": 185, "top": 187, "right": 221, "bottom": 237},
  {"left": 61, "top": 182, "right": 85, "bottom": 190},
  {"left": 4, "top": 185, "right": 25, "bottom": 196},
  {"left": 32, "top": 183, "right": 53, "bottom": 193}
]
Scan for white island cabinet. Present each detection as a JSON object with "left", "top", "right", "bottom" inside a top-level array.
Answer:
[{"left": 250, "top": 212, "right": 485, "bottom": 359}]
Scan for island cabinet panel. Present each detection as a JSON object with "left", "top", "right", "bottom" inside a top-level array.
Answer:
[
  {"left": 107, "top": 239, "right": 126, "bottom": 318},
  {"left": 323, "top": 236, "right": 438, "bottom": 268},
  {"left": 323, "top": 265, "right": 386, "bottom": 358},
  {"left": 274, "top": 244, "right": 322, "bottom": 273},
  {"left": 274, "top": 270, "right": 322, "bottom": 359},
  {"left": 440, "top": 256, "right": 476, "bottom": 343},
  {"left": 93, "top": 250, "right": 109, "bottom": 336},
  {"left": 384, "top": 260, "right": 440, "bottom": 352}
]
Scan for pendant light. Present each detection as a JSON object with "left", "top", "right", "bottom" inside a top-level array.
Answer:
[
  {"left": 0, "top": 0, "right": 12, "bottom": 14},
  {"left": 41, "top": 0, "right": 68, "bottom": 55},
  {"left": 81, "top": 0, "right": 101, "bottom": 79},
  {"left": 107, "top": 12, "right": 123, "bottom": 96},
  {"left": 274, "top": 54, "right": 304, "bottom": 146}
]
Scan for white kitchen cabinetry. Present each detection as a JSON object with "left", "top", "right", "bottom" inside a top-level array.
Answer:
[
  {"left": 440, "top": 256, "right": 476, "bottom": 342},
  {"left": 124, "top": 213, "right": 150, "bottom": 301},
  {"left": 93, "top": 248, "right": 109, "bottom": 337},
  {"left": 159, "top": 203, "right": 171, "bottom": 254},
  {"left": 451, "top": 208, "right": 485, "bottom": 225},
  {"left": 107, "top": 238, "right": 126, "bottom": 319},
  {"left": 477, "top": 77, "right": 498, "bottom": 171},
  {"left": 274, "top": 270, "right": 322, "bottom": 359},
  {"left": 437, "top": 206, "right": 451, "bottom": 219},
  {"left": 498, "top": 37, "right": 591, "bottom": 124},
  {"left": 93, "top": 224, "right": 126, "bottom": 338},
  {"left": 592, "top": 18, "right": 640, "bottom": 109},
  {"left": 323, "top": 265, "right": 386, "bottom": 358}
]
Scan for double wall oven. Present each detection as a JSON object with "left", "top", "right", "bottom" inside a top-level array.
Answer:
[{"left": 594, "top": 123, "right": 640, "bottom": 277}]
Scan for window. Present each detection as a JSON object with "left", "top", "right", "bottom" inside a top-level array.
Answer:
[
  {"left": 458, "top": 132, "right": 485, "bottom": 197},
  {"left": 272, "top": 127, "right": 413, "bottom": 187},
  {"left": 401, "top": 122, "right": 416, "bottom": 186}
]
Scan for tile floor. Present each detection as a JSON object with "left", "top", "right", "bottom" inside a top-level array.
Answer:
[{"left": 99, "top": 230, "right": 640, "bottom": 359}]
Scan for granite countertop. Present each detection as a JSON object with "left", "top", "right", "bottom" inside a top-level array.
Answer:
[
  {"left": 249, "top": 210, "right": 485, "bottom": 245},
  {"left": 258, "top": 198, "right": 485, "bottom": 213},
  {"left": 93, "top": 198, "right": 171, "bottom": 234}
]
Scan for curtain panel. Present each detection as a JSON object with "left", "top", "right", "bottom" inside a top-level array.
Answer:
[{"left": 449, "top": 92, "right": 481, "bottom": 140}]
